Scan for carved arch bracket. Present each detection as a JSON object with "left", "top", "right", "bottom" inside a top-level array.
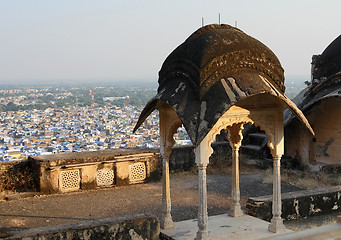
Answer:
[
  {"left": 227, "top": 123, "right": 244, "bottom": 150},
  {"left": 248, "top": 113, "right": 276, "bottom": 155},
  {"left": 202, "top": 115, "right": 253, "bottom": 163},
  {"left": 201, "top": 106, "right": 280, "bottom": 161},
  {"left": 159, "top": 108, "right": 182, "bottom": 160}
]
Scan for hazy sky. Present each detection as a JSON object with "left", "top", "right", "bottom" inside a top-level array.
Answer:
[{"left": 1, "top": 0, "right": 340, "bottom": 83}]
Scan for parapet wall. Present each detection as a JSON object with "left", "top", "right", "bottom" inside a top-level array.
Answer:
[
  {"left": 7, "top": 213, "right": 160, "bottom": 240},
  {"left": 246, "top": 187, "right": 341, "bottom": 221},
  {"left": 32, "top": 149, "right": 160, "bottom": 194},
  {"left": 0, "top": 144, "right": 232, "bottom": 194},
  {"left": 0, "top": 149, "right": 160, "bottom": 194}
]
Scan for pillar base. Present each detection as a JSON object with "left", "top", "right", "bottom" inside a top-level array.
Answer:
[
  {"left": 268, "top": 217, "right": 286, "bottom": 233},
  {"left": 195, "top": 228, "right": 209, "bottom": 240},
  {"left": 160, "top": 214, "right": 174, "bottom": 230},
  {"left": 228, "top": 204, "right": 243, "bottom": 217}
]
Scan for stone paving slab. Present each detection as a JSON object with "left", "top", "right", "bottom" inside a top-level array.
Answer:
[
  {"left": 161, "top": 214, "right": 292, "bottom": 240},
  {"left": 263, "top": 222, "right": 341, "bottom": 240}
]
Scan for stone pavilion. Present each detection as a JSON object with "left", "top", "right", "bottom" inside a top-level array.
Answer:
[{"left": 134, "top": 24, "right": 314, "bottom": 240}]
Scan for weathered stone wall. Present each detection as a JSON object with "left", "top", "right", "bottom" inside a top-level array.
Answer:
[
  {"left": 285, "top": 98, "right": 341, "bottom": 165},
  {"left": 7, "top": 214, "right": 160, "bottom": 240},
  {"left": 209, "top": 142, "right": 232, "bottom": 168},
  {"left": 169, "top": 146, "right": 195, "bottom": 172},
  {"left": 308, "top": 98, "right": 341, "bottom": 164},
  {"left": 169, "top": 142, "right": 232, "bottom": 172},
  {"left": 246, "top": 187, "right": 341, "bottom": 221}
]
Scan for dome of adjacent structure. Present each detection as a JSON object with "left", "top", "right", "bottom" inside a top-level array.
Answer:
[{"left": 312, "top": 34, "right": 341, "bottom": 81}]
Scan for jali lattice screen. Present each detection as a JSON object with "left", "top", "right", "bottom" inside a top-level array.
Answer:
[
  {"left": 96, "top": 169, "right": 115, "bottom": 187},
  {"left": 129, "top": 162, "right": 146, "bottom": 183},
  {"left": 60, "top": 169, "right": 80, "bottom": 192}
]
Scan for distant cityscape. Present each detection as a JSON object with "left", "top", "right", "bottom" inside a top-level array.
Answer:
[
  {"left": 0, "top": 83, "right": 191, "bottom": 162},
  {"left": 0, "top": 79, "right": 306, "bottom": 162}
]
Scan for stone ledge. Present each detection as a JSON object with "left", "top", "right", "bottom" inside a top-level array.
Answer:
[
  {"left": 6, "top": 214, "right": 160, "bottom": 240},
  {"left": 246, "top": 186, "right": 341, "bottom": 222},
  {"left": 33, "top": 149, "right": 160, "bottom": 194},
  {"left": 29, "top": 148, "right": 159, "bottom": 167},
  {"left": 3, "top": 191, "right": 36, "bottom": 201},
  {"left": 0, "top": 149, "right": 161, "bottom": 194},
  {"left": 321, "top": 164, "right": 341, "bottom": 174}
]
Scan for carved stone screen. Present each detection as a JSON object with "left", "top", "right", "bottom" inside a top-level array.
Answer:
[
  {"left": 129, "top": 162, "right": 146, "bottom": 183},
  {"left": 60, "top": 169, "right": 80, "bottom": 192},
  {"left": 96, "top": 169, "right": 115, "bottom": 187}
]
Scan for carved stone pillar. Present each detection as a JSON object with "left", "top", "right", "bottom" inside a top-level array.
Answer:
[
  {"left": 194, "top": 136, "right": 212, "bottom": 240},
  {"left": 227, "top": 123, "right": 244, "bottom": 217},
  {"left": 196, "top": 163, "right": 209, "bottom": 240},
  {"left": 268, "top": 155, "right": 286, "bottom": 233},
  {"left": 268, "top": 112, "right": 286, "bottom": 233},
  {"left": 160, "top": 154, "right": 174, "bottom": 229},
  {"left": 159, "top": 107, "right": 181, "bottom": 230}
]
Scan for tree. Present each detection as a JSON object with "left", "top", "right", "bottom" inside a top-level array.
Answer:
[{"left": 6, "top": 102, "right": 19, "bottom": 111}]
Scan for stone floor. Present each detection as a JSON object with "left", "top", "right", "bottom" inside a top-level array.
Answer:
[
  {"left": 161, "top": 214, "right": 341, "bottom": 240},
  {"left": 161, "top": 214, "right": 292, "bottom": 240},
  {"left": 0, "top": 172, "right": 339, "bottom": 238}
]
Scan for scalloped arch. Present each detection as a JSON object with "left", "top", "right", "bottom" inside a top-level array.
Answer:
[{"left": 203, "top": 106, "right": 277, "bottom": 159}]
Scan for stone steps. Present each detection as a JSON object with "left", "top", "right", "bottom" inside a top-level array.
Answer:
[{"left": 241, "top": 133, "right": 269, "bottom": 158}]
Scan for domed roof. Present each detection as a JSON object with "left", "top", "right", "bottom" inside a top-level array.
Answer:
[
  {"left": 312, "top": 34, "right": 341, "bottom": 81},
  {"left": 159, "top": 24, "right": 285, "bottom": 95},
  {"left": 134, "top": 24, "right": 313, "bottom": 146}
]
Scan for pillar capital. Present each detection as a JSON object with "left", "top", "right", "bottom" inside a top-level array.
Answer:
[
  {"left": 227, "top": 123, "right": 244, "bottom": 150},
  {"left": 194, "top": 135, "right": 213, "bottom": 167}
]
